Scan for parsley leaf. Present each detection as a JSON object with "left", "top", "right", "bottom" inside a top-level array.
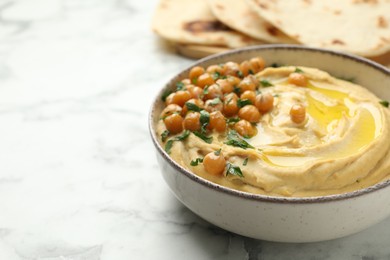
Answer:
[
  {"left": 193, "top": 131, "right": 213, "bottom": 144},
  {"left": 260, "top": 79, "right": 273, "bottom": 87},
  {"left": 236, "top": 71, "right": 244, "bottom": 78},
  {"left": 212, "top": 71, "right": 221, "bottom": 80},
  {"left": 243, "top": 157, "right": 249, "bottom": 166},
  {"left": 294, "top": 67, "right": 304, "bottom": 73},
  {"left": 175, "top": 130, "right": 190, "bottom": 141},
  {"left": 161, "top": 130, "right": 170, "bottom": 142},
  {"left": 226, "top": 117, "right": 240, "bottom": 124},
  {"left": 164, "top": 140, "right": 174, "bottom": 154},
  {"left": 209, "top": 98, "right": 222, "bottom": 106},
  {"left": 226, "top": 163, "right": 244, "bottom": 178},
  {"left": 190, "top": 157, "right": 203, "bottom": 166},
  {"left": 203, "top": 86, "right": 209, "bottom": 95},
  {"left": 200, "top": 110, "right": 210, "bottom": 129},
  {"left": 224, "top": 130, "right": 254, "bottom": 149},
  {"left": 380, "top": 100, "right": 389, "bottom": 108},
  {"left": 164, "top": 130, "right": 190, "bottom": 154},
  {"left": 176, "top": 82, "right": 185, "bottom": 91},
  {"left": 237, "top": 98, "right": 252, "bottom": 108},
  {"left": 214, "top": 149, "right": 221, "bottom": 156},
  {"left": 161, "top": 89, "right": 173, "bottom": 102},
  {"left": 233, "top": 86, "right": 241, "bottom": 95},
  {"left": 185, "top": 102, "right": 202, "bottom": 112}
]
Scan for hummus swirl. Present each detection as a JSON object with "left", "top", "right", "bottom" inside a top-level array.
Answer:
[{"left": 158, "top": 66, "right": 390, "bottom": 197}]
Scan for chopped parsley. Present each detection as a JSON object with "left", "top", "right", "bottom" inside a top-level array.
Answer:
[
  {"left": 190, "top": 157, "right": 203, "bottom": 166},
  {"left": 380, "top": 100, "right": 389, "bottom": 108},
  {"left": 199, "top": 110, "right": 210, "bottom": 131},
  {"left": 243, "top": 157, "right": 249, "bottom": 166},
  {"left": 193, "top": 131, "right": 213, "bottom": 144},
  {"left": 248, "top": 69, "right": 254, "bottom": 75},
  {"left": 209, "top": 98, "right": 222, "bottom": 106},
  {"left": 236, "top": 71, "right": 244, "bottom": 78},
  {"left": 260, "top": 79, "right": 273, "bottom": 87},
  {"left": 176, "top": 82, "right": 185, "bottom": 91},
  {"left": 226, "top": 117, "right": 240, "bottom": 124},
  {"left": 164, "top": 130, "right": 190, "bottom": 154},
  {"left": 212, "top": 71, "right": 221, "bottom": 80},
  {"left": 226, "top": 163, "right": 244, "bottom": 178},
  {"left": 214, "top": 149, "right": 221, "bottom": 156},
  {"left": 237, "top": 98, "right": 252, "bottom": 108},
  {"left": 161, "top": 130, "right": 170, "bottom": 142},
  {"left": 224, "top": 130, "right": 254, "bottom": 149},
  {"left": 294, "top": 67, "right": 304, "bottom": 73},
  {"left": 161, "top": 89, "right": 173, "bottom": 102},
  {"left": 185, "top": 102, "right": 202, "bottom": 112},
  {"left": 203, "top": 86, "right": 209, "bottom": 95},
  {"left": 233, "top": 86, "right": 241, "bottom": 94}
]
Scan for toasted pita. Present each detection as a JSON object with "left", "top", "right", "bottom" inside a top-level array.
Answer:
[
  {"left": 152, "top": 0, "right": 263, "bottom": 48},
  {"left": 207, "top": 0, "right": 295, "bottom": 43},
  {"left": 246, "top": 0, "right": 390, "bottom": 56}
]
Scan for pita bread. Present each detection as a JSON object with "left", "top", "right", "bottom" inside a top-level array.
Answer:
[
  {"left": 175, "top": 44, "right": 231, "bottom": 59},
  {"left": 152, "top": 0, "right": 263, "bottom": 48},
  {"left": 246, "top": 0, "right": 390, "bottom": 56},
  {"left": 207, "top": 0, "right": 296, "bottom": 43}
]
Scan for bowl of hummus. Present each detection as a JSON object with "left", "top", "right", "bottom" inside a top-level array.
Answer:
[{"left": 149, "top": 45, "right": 390, "bottom": 242}]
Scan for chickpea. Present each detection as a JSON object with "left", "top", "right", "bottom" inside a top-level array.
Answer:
[
  {"left": 204, "top": 84, "right": 223, "bottom": 100},
  {"left": 206, "top": 64, "right": 226, "bottom": 75},
  {"left": 182, "top": 98, "right": 204, "bottom": 116},
  {"left": 255, "top": 92, "right": 274, "bottom": 113},
  {"left": 164, "top": 92, "right": 176, "bottom": 106},
  {"left": 163, "top": 113, "right": 183, "bottom": 134},
  {"left": 223, "top": 93, "right": 239, "bottom": 116},
  {"left": 189, "top": 66, "right": 205, "bottom": 81},
  {"left": 197, "top": 73, "right": 215, "bottom": 88},
  {"left": 165, "top": 90, "right": 192, "bottom": 107},
  {"left": 288, "top": 72, "right": 307, "bottom": 87},
  {"left": 183, "top": 112, "right": 201, "bottom": 131},
  {"left": 226, "top": 76, "right": 241, "bottom": 87},
  {"left": 181, "top": 78, "right": 191, "bottom": 85},
  {"left": 238, "top": 105, "right": 261, "bottom": 123},
  {"left": 240, "top": 90, "right": 256, "bottom": 104},
  {"left": 290, "top": 104, "right": 306, "bottom": 124},
  {"left": 224, "top": 61, "right": 241, "bottom": 76},
  {"left": 216, "top": 78, "right": 233, "bottom": 94},
  {"left": 240, "top": 60, "right": 252, "bottom": 76},
  {"left": 234, "top": 119, "right": 257, "bottom": 138},
  {"left": 161, "top": 104, "right": 182, "bottom": 118},
  {"left": 209, "top": 111, "right": 227, "bottom": 132},
  {"left": 187, "top": 85, "right": 203, "bottom": 99},
  {"left": 204, "top": 98, "right": 223, "bottom": 113},
  {"left": 238, "top": 77, "right": 257, "bottom": 93},
  {"left": 249, "top": 57, "right": 265, "bottom": 73},
  {"left": 203, "top": 151, "right": 226, "bottom": 175}
]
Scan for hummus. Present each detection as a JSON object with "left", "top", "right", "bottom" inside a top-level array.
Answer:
[{"left": 158, "top": 65, "right": 390, "bottom": 197}]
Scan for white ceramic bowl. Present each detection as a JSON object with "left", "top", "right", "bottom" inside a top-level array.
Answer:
[{"left": 149, "top": 45, "right": 390, "bottom": 243}]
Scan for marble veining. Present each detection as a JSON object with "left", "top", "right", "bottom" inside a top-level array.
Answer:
[{"left": 0, "top": 0, "right": 390, "bottom": 259}]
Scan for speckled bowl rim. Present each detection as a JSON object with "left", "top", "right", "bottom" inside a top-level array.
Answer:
[{"left": 149, "top": 44, "right": 390, "bottom": 204}]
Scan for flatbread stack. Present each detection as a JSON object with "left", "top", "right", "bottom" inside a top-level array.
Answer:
[{"left": 152, "top": 0, "right": 390, "bottom": 66}]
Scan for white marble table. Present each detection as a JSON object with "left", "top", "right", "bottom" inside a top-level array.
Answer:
[{"left": 1, "top": 0, "right": 390, "bottom": 259}]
